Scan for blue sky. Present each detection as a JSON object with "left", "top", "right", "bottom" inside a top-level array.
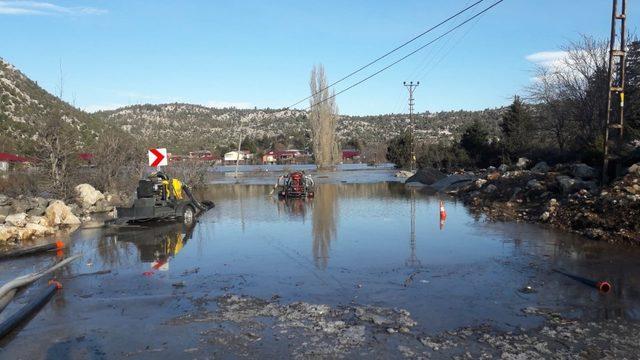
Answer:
[{"left": 1, "top": 0, "right": 637, "bottom": 115}]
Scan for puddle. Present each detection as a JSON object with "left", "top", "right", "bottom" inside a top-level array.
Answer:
[{"left": 1, "top": 181, "right": 639, "bottom": 357}]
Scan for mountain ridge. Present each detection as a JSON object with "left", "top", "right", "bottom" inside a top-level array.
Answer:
[{"left": 1, "top": 58, "right": 504, "bottom": 155}]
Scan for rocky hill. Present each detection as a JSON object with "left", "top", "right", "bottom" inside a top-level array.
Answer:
[
  {"left": 1, "top": 58, "right": 505, "bottom": 155},
  {"left": 95, "top": 104, "right": 505, "bottom": 153},
  {"left": 0, "top": 58, "right": 103, "bottom": 154}
]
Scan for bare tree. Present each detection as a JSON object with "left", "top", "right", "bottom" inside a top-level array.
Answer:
[
  {"left": 35, "top": 112, "right": 80, "bottom": 198},
  {"left": 93, "top": 128, "right": 145, "bottom": 193},
  {"left": 309, "top": 64, "right": 340, "bottom": 169},
  {"left": 528, "top": 35, "right": 609, "bottom": 152}
]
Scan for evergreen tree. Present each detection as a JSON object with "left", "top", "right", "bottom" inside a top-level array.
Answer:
[
  {"left": 386, "top": 131, "right": 413, "bottom": 169},
  {"left": 460, "top": 120, "right": 498, "bottom": 167},
  {"left": 500, "top": 95, "right": 533, "bottom": 158}
]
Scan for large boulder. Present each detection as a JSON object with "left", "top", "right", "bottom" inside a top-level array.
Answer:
[
  {"left": 556, "top": 176, "right": 597, "bottom": 194},
  {"left": 483, "top": 184, "right": 497, "bottom": 193},
  {"left": 16, "top": 227, "right": 36, "bottom": 241},
  {"left": 11, "top": 197, "right": 30, "bottom": 213},
  {"left": 556, "top": 175, "right": 577, "bottom": 194},
  {"left": 428, "top": 174, "right": 476, "bottom": 192},
  {"left": 0, "top": 205, "right": 11, "bottom": 217},
  {"left": 579, "top": 180, "right": 598, "bottom": 193},
  {"left": 515, "top": 157, "right": 531, "bottom": 169},
  {"left": 531, "top": 161, "right": 550, "bottom": 174},
  {"left": 45, "top": 200, "right": 81, "bottom": 226},
  {"left": 571, "top": 163, "right": 595, "bottom": 179},
  {"left": 24, "top": 223, "right": 54, "bottom": 238},
  {"left": 475, "top": 178, "right": 487, "bottom": 189},
  {"left": 27, "top": 215, "right": 50, "bottom": 227},
  {"left": 0, "top": 225, "right": 18, "bottom": 242},
  {"left": 0, "top": 194, "right": 10, "bottom": 206},
  {"left": 26, "top": 197, "right": 48, "bottom": 216},
  {"left": 526, "top": 179, "right": 545, "bottom": 191},
  {"left": 405, "top": 168, "right": 446, "bottom": 185},
  {"left": 75, "top": 184, "right": 105, "bottom": 209},
  {"left": 628, "top": 163, "right": 640, "bottom": 176},
  {"left": 5, "top": 212, "right": 27, "bottom": 227},
  {"left": 395, "top": 170, "right": 414, "bottom": 178},
  {"left": 498, "top": 164, "right": 509, "bottom": 173}
]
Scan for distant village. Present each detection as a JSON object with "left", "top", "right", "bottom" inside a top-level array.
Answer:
[
  {"left": 0, "top": 148, "right": 362, "bottom": 171},
  {"left": 172, "top": 148, "right": 361, "bottom": 165}
]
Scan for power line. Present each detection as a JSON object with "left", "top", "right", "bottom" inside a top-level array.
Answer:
[
  {"left": 286, "top": 0, "right": 486, "bottom": 109},
  {"left": 305, "top": 0, "right": 505, "bottom": 111}
]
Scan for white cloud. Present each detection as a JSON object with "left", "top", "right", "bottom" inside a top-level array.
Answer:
[
  {"left": 0, "top": 1, "right": 107, "bottom": 16},
  {"left": 525, "top": 51, "right": 569, "bottom": 71},
  {"left": 205, "top": 100, "right": 253, "bottom": 109}
]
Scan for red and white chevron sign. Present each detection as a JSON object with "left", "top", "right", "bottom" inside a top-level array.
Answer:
[{"left": 148, "top": 148, "right": 168, "bottom": 167}]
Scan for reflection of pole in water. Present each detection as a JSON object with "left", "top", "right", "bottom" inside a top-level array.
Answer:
[
  {"left": 439, "top": 199, "right": 447, "bottom": 230},
  {"left": 239, "top": 185, "right": 246, "bottom": 232},
  {"left": 405, "top": 189, "right": 421, "bottom": 268},
  {"left": 312, "top": 184, "right": 338, "bottom": 269}
]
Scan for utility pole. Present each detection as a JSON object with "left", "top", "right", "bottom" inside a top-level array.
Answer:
[
  {"left": 602, "top": 0, "right": 627, "bottom": 183},
  {"left": 404, "top": 81, "right": 419, "bottom": 171}
]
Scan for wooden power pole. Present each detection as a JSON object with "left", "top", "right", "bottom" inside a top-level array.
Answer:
[{"left": 602, "top": 0, "right": 627, "bottom": 183}]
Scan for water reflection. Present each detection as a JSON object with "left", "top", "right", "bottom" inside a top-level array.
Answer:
[
  {"left": 79, "top": 181, "right": 640, "bottom": 325},
  {"left": 102, "top": 223, "right": 193, "bottom": 271},
  {"left": 405, "top": 189, "right": 420, "bottom": 268},
  {"left": 276, "top": 198, "right": 311, "bottom": 220},
  {"left": 312, "top": 185, "right": 339, "bottom": 269}
]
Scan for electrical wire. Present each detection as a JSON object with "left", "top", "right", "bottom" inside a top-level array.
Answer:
[
  {"left": 305, "top": 0, "right": 505, "bottom": 111},
  {"left": 286, "top": 0, "right": 486, "bottom": 109},
  {"left": 416, "top": 11, "right": 485, "bottom": 82}
]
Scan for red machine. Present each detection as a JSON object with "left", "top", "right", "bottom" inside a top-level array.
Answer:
[{"left": 277, "top": 171, "right": 314, "bottom": 198}]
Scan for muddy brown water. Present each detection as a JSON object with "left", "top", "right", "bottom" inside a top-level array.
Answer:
[{"left": 1, "top": 176, "right": 639, "bottom": 358}]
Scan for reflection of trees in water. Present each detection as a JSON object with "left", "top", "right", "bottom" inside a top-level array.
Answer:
[
  {"left": 97, "top": 235, "right": 136, "bottom": 267},
  {"left": 312, "top": 184, "right": 339, "bottom": 269}
]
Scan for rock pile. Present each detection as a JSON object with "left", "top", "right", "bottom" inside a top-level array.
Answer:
[
  {"left": 0, "top": 183, "right": 118, "bottom": 243},
  {"left": 0, "top": 199, "right": 78, "bottom": 242},
  {"left": 457, "top": 162, "right": 640, "bottom": 244}
]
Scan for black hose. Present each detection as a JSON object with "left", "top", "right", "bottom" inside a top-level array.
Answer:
[
  {"left": 183, "top": 185, "right": 215, "bottom": 212},
  {"left": 552, "top": 269, "right": 612, "bottom": 293},
  {"left": 0, "top": 241, "right": 64, "bottom": 261},
  {"left": 0, "top": 282, "right": 60, "bottom": 340}
]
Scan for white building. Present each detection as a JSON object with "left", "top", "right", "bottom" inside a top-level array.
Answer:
[{"left": 224, "top": 150, "right": 253, "bottom": 163}]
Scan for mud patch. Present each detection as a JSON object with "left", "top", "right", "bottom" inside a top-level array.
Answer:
[{"left": 168, "top": 293, "right": 422, "bottom": 358}]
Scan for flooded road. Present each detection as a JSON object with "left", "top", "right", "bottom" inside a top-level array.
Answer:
[{"left": 1, "top": 180, "right": 640, "bottom": 358}]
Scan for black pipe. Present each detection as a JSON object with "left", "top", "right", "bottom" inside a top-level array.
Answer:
[
  {"left": 0, "top": 241, "right": 64, "bottom": 261},
  {"left": 183, "top": 185, "right": 215, "bottom": 211},
  {"left": 0, "top": 281, "right": 61, "bottom": 340},
  {"left": 552, "top": 269, "right": 612, "bottom": 293}
]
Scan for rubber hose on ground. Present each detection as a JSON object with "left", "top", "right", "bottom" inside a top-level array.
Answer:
[
  {"left": 0, "top": 241, "right": 64, "bottom": 261},
  {"left": 0, "top": 282, "right": 60, "bottom": 340}
]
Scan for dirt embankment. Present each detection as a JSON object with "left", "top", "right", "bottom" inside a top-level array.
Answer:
[{"left": 451, "top": 162, "right": 640, "bottom": 245}]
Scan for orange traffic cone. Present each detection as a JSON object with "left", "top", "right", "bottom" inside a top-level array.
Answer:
[{"left": 439, "top": 200, "right": 447, "bottom": 230}]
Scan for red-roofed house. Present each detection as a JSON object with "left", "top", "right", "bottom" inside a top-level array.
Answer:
[
  {"left": 342, "top": 150, "right": 361, "bottom": 161},
  {"left": 0, "top": 152, "right": 30, "bottom": 171}
]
